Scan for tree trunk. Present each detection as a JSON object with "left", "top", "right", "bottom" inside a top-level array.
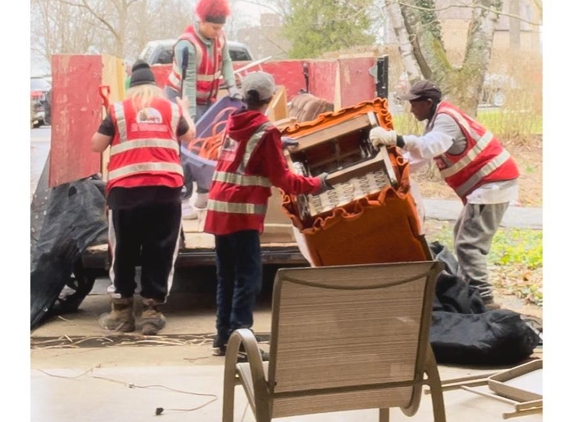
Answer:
[
  {"left": 390, "top": 0, "right": 503, "bottom": 117},
  {"left": 509, "top": 0, "right": 521, "bottom": 50},
  {"left": 386, "top": 1, "right": 422, "bottom": 81},
  {"left": 455, "top": 0, "right": 503, "bottom": 116}
]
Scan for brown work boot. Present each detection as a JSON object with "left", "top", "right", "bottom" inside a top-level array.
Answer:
[
  {"left": 140, "top": 298, "right": 167, "bottom": 335},
  {"left": 98, "top": 297, "right": 135, "bottom": 332},
  {"left": 483, "top": 297, "right": 502, "bottom": 311}
]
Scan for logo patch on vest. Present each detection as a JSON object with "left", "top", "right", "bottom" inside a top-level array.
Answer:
[{"left": 136, "top": 108, "right": 163, "bottom": 124}]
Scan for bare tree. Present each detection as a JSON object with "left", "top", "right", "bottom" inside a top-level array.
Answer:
[
  {"left": 55, "top": 0, "right": 146, "bottom": 57},
  {"left": 127, "top": 0, "right": 195, "bottom": 61},
  {"left": 31, "top": 0, "right": 101, "bottom": 64},
  {"left": 31, "top": 0, "right": 261, "bottom": 68},
  {"left": 386, "top": 0, "right": 542, "bottom": 116}
]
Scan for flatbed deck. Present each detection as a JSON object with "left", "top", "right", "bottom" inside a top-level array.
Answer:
[{"left": 82, "top": 215, "right": 307, "bottom": 269}]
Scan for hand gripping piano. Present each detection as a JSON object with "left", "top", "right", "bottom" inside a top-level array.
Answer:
[
  {"left": 280, "top": 98, "right": 432, "bottom": 266},
  {"left": 283, "top": 110, "right": 398, "bottom": 225}
]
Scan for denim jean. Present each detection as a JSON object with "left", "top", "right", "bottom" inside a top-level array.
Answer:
[{"left": 214, "top": 230, "right": 262, "bottom": 343}]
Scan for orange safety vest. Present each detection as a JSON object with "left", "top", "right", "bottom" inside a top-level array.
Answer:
[
  {"left": 106, "top": 97, "right": 184, "bottom": 192},
  {"left": 166, "top": 25, "right": 225, "bottom": 105},
  {"left": 203, "top": 123, "right": 273, "bottom": 235},
  {"left": 430, "top": 101, "right": 519, "bottom": 202}
]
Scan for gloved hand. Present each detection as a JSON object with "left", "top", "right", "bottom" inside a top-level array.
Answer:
[
  {"left": 228, "top": 86, "right": 243, "bottom": 101},
  {"left": 281, "top": 137, "right": 299, "bottom": 148},
  {"left": 369, "top": 127, "right": 398, "bottom": 148},
  {"left": 316, "top": 172, "right": 333, "bottom": 194}
]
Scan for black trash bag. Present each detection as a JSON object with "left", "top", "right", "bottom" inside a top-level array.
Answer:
[
  {"left": 30, "top": 174, "right": 108, "bottom": 330},
  {"left": 432, "top": 272, "right": 486, "bottom": 314},
  {"left": 430, "top": 309, "right": 540, "bottom": 366},
  {"left": 50, "top": 257, "right": 99, "bottom": 316},
  {"left": 427, "top": 241, "right": 540, "bottom": 366},
  {"left": 430, "top": 241, "right": 486, "bottom": 313},
  {"left": 429, "top": 240, "right": 459, "bottom": 276}
]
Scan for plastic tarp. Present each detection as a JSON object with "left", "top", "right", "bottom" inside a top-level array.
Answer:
[{"left": 30, "top": 154, "right": 108, "bottom": 329}]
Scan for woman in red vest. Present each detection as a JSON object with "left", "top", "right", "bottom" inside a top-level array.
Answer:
[
  {"left": 369, "top": 80, "right": 520, "bottom": 310},
  {"left": 91, "top": 60, "right": 196, "bottom": 335},
  {"left": 204, "top": 72, "right": 330, "bottom": 357},
  {"left": 165, "top": 0, "right": 241, "bottom": 219}
]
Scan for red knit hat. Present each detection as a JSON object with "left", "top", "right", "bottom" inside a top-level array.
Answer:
[{"left": 196, "top": 0, "right": 230, "bottom": 24}]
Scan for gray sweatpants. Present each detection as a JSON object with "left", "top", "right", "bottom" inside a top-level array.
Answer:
[{"left": 453, "top": 202, "right": 509, "bottom": 301}]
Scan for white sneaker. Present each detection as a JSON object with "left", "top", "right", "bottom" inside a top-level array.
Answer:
[
  {"left": 194, "top": 192, "right": 209, "bottom": 209},
  {"left": 182, "top": 201, "right": 198, "bottom": 220}
]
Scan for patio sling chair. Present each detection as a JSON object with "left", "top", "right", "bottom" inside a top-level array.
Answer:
[{"left": 222, "top": 260, "right": 447, "bottom": 422}]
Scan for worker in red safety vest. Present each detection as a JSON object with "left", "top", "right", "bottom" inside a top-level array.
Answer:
[
  {"left": 204, "top": 71, "right": 331, "bottom": 358},
  {"left": 369, "top": 80, "right": 520, "bottom": 311},
  {"left": 165, "top": 0, "right": 241, "bottom": 220},
  {"left": 91, "top": 60, "right": 196, "bottom": 335}
]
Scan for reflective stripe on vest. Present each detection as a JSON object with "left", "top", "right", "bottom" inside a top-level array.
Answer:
[
  {"left": 108, "top": 162, "right": 184, "bottom": 181},
  {"left": 167, "top": 30, "right": 223, "bottom": 100},
  {"left": 169, "top": 103, "right": 180, "bottom": 135},
  {"left": 454, "top": 149, "right": 511, "bottom": 197},
  {"left": 212, "top": 170, "right": 272, "bottom": 187},
  {"left": 197, "top": 72, "right": 221, "bottom": 82},
  {"left": 239, "top": 123, "right": 272, "bottom": 173},
  {"left": 439, "top": 131, "right": 494, "bottom": 178},
  {"left": 207, "top": 199, "right": 267, "bottom": 215},
  {"left": 167, "top": 71, "right": 181, "bottom": 90},
  {"left": 110, "top": 138, "right": 180, "bottom": 156},
  {"left": 440, "top": 106, "right": 480, "bottom": 139},
  {"left": 114, "top": 102, "right": 180, "bottom": 153},
  {"left": 114, "top": 103, "right": 128, "bottom": 142}
]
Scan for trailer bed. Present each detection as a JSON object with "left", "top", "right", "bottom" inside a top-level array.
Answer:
[{"left": 82, "top": 217, "right": 306, "bottom": 269}]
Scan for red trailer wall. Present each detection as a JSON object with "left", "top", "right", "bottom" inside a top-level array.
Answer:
[
  {"left": 258, "top": 60, "right": 308, "bottom": 100},
  {"left": 338, "top": 57, "right": 376, "bottom": 108},
  {"left": 49, "top": 55, "right": 103, "bottom": 187},
  {"left": 308, "top": 61, "right": 339, "bottom": 104},
  {"left": 150, "top": 57, "right": 377, "bottom": 108}
]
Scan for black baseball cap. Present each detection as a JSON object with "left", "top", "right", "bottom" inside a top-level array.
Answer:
[{"left": 400, "top": 80, "right": 442, "bottom": 102}]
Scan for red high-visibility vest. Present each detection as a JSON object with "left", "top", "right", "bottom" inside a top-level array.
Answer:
[
  {"left": 204, "top": 123, "right": 274, "bottom": 235},
  {"left": 166, "top": 25, "right": 225, "bottom": 104},
  {"left": 106, "top": 97, "right": 184, "bottom": 192},
  {"left": 431, "top": 101, "right": 519, "bottom": 202}
]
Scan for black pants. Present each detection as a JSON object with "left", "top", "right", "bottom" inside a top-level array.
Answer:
[
  {"left": 215, "top": 230, "right": 262, "bottom": 343},
  {"left": 108, "top": 202, "right": 181, "bottom": 302}
]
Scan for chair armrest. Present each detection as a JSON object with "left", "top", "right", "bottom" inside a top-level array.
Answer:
[
  {"left": 226, "top": 329, "right": 267, "bottom": 383},
  {"left": 225, "top": 329, "right": 271, "bottom": 418}
]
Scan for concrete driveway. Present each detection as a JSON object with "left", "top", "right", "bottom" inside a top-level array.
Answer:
[{"left": 31, "top": 278, "right": 543, "bottom": 422}]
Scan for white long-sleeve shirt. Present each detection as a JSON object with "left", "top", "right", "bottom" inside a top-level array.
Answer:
[{"left": 402, "top": 112, "right": 519, "bottom": 205}]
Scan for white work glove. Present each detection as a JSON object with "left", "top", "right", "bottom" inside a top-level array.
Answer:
[
  {"left": 228, "top": 86, "right": 243, "bottom": 101},
  {"left": 369, "top": 127, "right": 398, "bottom": 148}
]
